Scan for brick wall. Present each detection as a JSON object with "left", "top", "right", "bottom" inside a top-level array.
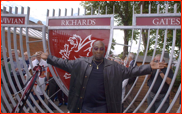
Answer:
[{"left": 4, "top": 31, "right": 48, "bottom": 57}]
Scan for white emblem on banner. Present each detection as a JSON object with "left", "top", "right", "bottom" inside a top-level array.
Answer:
[{"left": 59, "top": 34, "right": 95, "bottom": 79}]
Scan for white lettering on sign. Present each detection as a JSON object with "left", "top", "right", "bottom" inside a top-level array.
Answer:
[
  {"left": 152, "top": 18, "right": 180, "bottom": 25},
  {"left": 1, "top": 17, "right": 25, "bottom": 24},
  {"left": 60, "top": 19, "right": 96, "bottom": 26}
]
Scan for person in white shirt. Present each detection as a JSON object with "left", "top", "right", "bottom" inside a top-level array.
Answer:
[
  {"left": 122, "top": 79, "right": 129, "bottom": 101},
  {"left": 26, "top": 66, "right": 48, "bottom": 112},
  {"left": 34, "top": 68, "right": 48, "bottom": 104},
  {"left": 29, "top": 51, "right": 48, "bottom": 75},
  {"left": 26, "top": 51, "right": 48, "bottom": 111}
]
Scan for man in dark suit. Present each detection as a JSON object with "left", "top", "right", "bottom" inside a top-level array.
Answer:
[{"left": 40, "top": 41, "right": 167, "bottom": 113}]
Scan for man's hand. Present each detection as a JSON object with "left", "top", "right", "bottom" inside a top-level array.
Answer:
[
  {"left": 150, "top": 58, "right": 167, "bottom": 70},
  {"left": 40, "top": 49, "right": 49, "bottom": 60},
  {"left": 15, "top": 68, "right": 19, "bottom": 71}
]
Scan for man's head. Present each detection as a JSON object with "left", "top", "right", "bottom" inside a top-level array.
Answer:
[
  {"left": 92, "top": 41, "right": 105, "bottom": 61},
  {"left": 35, "top": 51, "right": 41, "bottom": 61},
  {"left": 11, "top": 49, "right": 16, "bottom": 60},
  {"left": 154, "top": 54, "right": 165, "bottom": 63},
  {"left": 128, "top": 53, "right": 135, "bottom": 62},
  {"left": 24, "top": 52, "right": 28, "bottom": 60},
  {"left": 31, "top": 54, "right": 36, "bottom": 61},
  {"left": 124, "top": 56, "right": 129, "bottom": 67}
]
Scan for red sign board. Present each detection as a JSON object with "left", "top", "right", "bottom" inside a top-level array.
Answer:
[
  {"left": 48, "top": 17, "right": 111, "bottom": 90},
  {"left": 1, "top": 17, "right": 25, "bottom": 24},
  {"left": 48, "top": 18, "right": 110, "bottom": 26},
  {"left": 136, "top": 17, "right": 181, "bottom": 26}
]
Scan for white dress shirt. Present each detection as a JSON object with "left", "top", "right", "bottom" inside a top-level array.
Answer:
[
  {"left": 29, "top": 59, "right": 48, "bottom": 75},
  {"left": 122, "top": 79, "right": 129, "bottom": 103}
]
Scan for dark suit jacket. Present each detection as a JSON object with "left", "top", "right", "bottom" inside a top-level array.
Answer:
[{"left": 47, "top": 55, "right": 152, "bottom": 113}]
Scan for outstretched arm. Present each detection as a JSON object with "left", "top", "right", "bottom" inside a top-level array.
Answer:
[
  {"left": 47, "top": 55, "right": 75, "bottom": 73},
  {"left": 159, "top": 71, "right": 172, "bottom": 85},
  {"left": 122, "top": 58, "right": 167, "bottom": 80},
  {"left": 40, "top": 50, "right": 75, "bottom": 73}
]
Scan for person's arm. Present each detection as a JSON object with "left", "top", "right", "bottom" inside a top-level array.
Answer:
[
  {"left": 33, "top": 84, "right": 37, "bottom": 95},
  {"left": 47, "top": 70, "right": 50, "bottom": 80},
  {"left": 159, "top": 70, "right": 172, "bottom": 85},
  {"left": 47, "top": 54, "right": 75, "bottom": 73},
  {"left": 45, "top": 76, "right": 49, "bottom": 91},
  {"left": 40, "top": 51, "right": 75, "bottom": 73},
  {"left": 29, "top": 70, "right": 33, "bottom": 76},
  {"left": 122, "top": 64, "right": 152, "bottom": 80},
  {"left": 122, "top": 58, "right": 167, "bottom": 80},
  {"left": 45, "top": 84, "right": 48, "bottom": 91}
]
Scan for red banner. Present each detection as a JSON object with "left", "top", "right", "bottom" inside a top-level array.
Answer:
[
  {"left": 136, "top": 17, "right": 181, "bottom": 26},
  {"left": 1, "top": 17, "right": 25, "bottom": 24},
  {"left": 49, "top": 29, "right": 110, "bottom": 89}
]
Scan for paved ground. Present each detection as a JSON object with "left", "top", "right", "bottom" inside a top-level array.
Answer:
[
  {"left": 29, "top": 100, "right": 69, "bottom": 113},
  {"left": 38, "top": 100, "right": 180, "bottom": 113},
  {"left": 7, "top": 96, "right": 181, "bottom": 113}
]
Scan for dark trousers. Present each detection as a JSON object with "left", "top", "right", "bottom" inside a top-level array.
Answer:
[
  {"left": 27, "top": 92, "right": 45, "bottom": 107},
  {"left": 48, "top": 77, "right": 68, "bottom": 109},
  {"left": 121, "top": 103, "right": 124, "bottom": 112},
  {"left": 9, "top": 75, "right": 24, "bottom": 94},
  {"left": 82, "top": 104, "right": 108, "bottom": 113},
  {"left": 27, "top": 92, "right": 36, "bottom": 107},
  {"left": 147, "top": 92, "right": 169, "bottom": 113}
]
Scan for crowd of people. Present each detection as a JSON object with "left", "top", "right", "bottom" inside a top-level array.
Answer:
[
  {"left": 109, "top": 53, "right": 140, "bottom": 112},
  {"left": 1, "top": 40, "right": 174, "bottom": 113},
  {"left": 1, "top": 47, "right": 68, "bottom": 112},
  {"left": 108, "top": 53, "right": 174, "bottom": 113}
]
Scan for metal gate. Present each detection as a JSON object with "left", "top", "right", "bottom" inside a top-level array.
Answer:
[{"left": 1, "top": 3, "right": 181, "bottom": 113}]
